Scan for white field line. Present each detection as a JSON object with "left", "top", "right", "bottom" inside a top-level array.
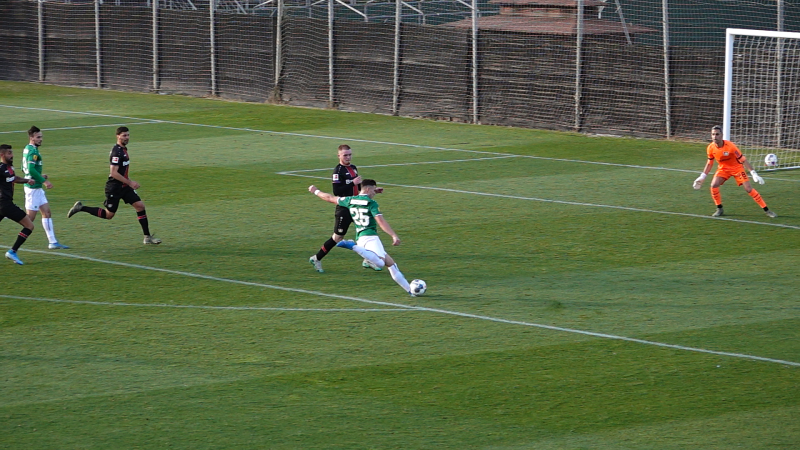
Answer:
[
  {"left": 286, "top": 172, "right": 800, "bottom": 231},
  {"left": 5, "top": 247, "right": 799, "bottom": 368},
  {"left": 0, "top": 295, "right": 410, "bottom": 312}
]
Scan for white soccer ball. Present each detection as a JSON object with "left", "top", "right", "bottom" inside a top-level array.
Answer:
[
  {"left": 409, "top": 279, "right": 427, "bottom": 296},
  {"left": 764, "top": 153, "right": 778, "bottom": 167}
]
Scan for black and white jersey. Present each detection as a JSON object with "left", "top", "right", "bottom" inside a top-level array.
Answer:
[
  {"left": 332, "top": 163, "right": 360, "bottom": 197},
  {"left": 107, "top": 144, "right": 130, "bottom": 188},
  {"left": 0, "top": 163, "right": 18, "bottom": 202}
]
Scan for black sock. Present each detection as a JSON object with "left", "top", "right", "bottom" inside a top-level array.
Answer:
[
  {"left": 137, "top": 209, "right": 151, "bottom": 236},
  {"left": 12, "top": 227, "right": 32, "bottom": 252},
  {"left": 316, "top": 238, "right": 337, "bottom": 260},
  {"left": 82, "top": 206, "right": 108, "bottom": 219}
]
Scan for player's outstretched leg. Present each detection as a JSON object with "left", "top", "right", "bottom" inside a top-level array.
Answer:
[{"left": 387, "top": 264, "right": 412, "bottom": 296}]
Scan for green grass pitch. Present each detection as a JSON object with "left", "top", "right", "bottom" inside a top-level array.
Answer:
[{"left": 1, "top": 81, "right": 798, "bottom": 449}]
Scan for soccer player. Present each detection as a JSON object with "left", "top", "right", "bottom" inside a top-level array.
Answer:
[
  {"left": 693, "top": 126, "right": 777, "bottom": 218},
  {"left": 309, "top": 144, "right": 382, "bottom": 273},
  {"left": 308, "top": 179, "right": 418, "bottom": 296},
  {"left": 22, "top": 126, "right": 69, "bottom": 249},
  {"left": 0, "top": 144, "right": 37, "bottom": 265},
  {"left": 66, "top": 127, "right": 162, "bottom": 244}
]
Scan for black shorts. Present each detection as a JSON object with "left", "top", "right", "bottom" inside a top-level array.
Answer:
[
  {"left": 0, "top": 201, "right": 26, "bottom": 223},
  {"left": 333, "top": 205, "right": 353, "bottom": 236},
  {"left": 104, "top": 184, "right": 141, "bottom": 213}
]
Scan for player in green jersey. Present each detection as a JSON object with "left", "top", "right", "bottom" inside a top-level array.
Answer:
[
  {"left": 22, "top": 126, "right": 69, "bottom": 249},
  {"left": 308, "top": 179, "right": 418, "bottom": 296}
]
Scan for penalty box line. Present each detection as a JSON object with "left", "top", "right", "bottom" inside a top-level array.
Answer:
[
  {"left": 7, "top": 247, "right": 800, "bottom": 368},
  {"left": 284, "top": 172, "right": 800, "bottom": 231}
]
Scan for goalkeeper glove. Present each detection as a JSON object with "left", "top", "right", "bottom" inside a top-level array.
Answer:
[
  {"left": 693, "top": 173, "right": 707, "bottom": 190},
  {"left": 750, "top": 170, "right": 765, "bottom": 185}
]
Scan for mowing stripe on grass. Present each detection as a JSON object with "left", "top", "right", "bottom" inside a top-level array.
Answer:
[
  {"left": 6, "top": 247, "right": 799, "bottom": 367},
  {"left": 0, "top": 104, "right": 719, "bottom": 175},
  {"left": 7, "top": 104, "right": 800, "bottom": 183},
  {"left": 284, "top": 172, "right": 800, "bottom": 231},
  {"left": 0, "top": 122, "right": 158, "bottom": 134},
  {"left": 0, "top": 295, "right": 411, "bottom": 312}
]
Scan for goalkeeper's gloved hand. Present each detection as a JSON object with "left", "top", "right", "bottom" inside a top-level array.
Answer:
[
  {"left": 750, "top": 170, "right": 765, "bottom": 185},
  {"left": 693, "top": 173, "right": 706, "bottom": 190}
]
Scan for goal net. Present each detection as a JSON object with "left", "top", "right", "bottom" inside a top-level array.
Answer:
[{"left": 724, "top": 28, "right": 800, "bottom": 171}]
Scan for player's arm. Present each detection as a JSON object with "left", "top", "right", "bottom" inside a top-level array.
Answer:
[
  {"left": 25, "top": 156, "right": 48, "bottom": 185},
  {"left": 375, "top": 214, "right": 400, "bottom": 246},
  {"left": 693, "top": 158, "right": 714, "bottom": 189},
  {"left": 109, "top": 164, "right": 140, "bottom": 189},
  {"left": 13, "top": 176, "right": 35, "bottom": 185},
  {"left": 309, "top": 184, "right": 339, "bottom": 204},
  {"left": 740, "top": 156, "right": 765, "bottom": 184}
]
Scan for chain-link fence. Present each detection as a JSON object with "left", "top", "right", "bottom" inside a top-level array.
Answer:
[{"left": 1, "top": 0, "right": 797, "bottom": 139}]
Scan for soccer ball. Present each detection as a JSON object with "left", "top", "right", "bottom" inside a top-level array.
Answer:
[
  {"left": 409, "top": 279, "right": 427, "bottom": 296},
  {"left": 765, "top": 153, "right": 778, "bottom": 167}
]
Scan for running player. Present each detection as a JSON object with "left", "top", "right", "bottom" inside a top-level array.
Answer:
[
  {"left": 309, "top": 144, "right": 382, "bottom": 273},
  {"left": 1, "top": 144, "right": 37, "bottom": 265},
  {"left": 22, "top": 126, "right": 69, "bottom": 249},
  {"left": 308, "top": 179, "right": 417, "bottom": 296},
  {"left": 693, "top": 126, "right": 777, "bottom": 218},
  {"left": 67, "top": 127, "right": 162, "bottom": 244}
]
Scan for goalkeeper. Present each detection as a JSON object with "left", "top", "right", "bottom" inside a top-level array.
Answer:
[{"left": 693, "top": 126, "right": 777, "bottom": 218}]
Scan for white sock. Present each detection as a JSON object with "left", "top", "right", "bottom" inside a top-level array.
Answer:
[
  {"left": 352, "top": 245, "right": 385, "bottom": 268},
  {"left": 42, "top": 217, "right": 57, "bottom": 244},
  {"left": 388, "top": 264, "right": 411, "bottom": 292}
]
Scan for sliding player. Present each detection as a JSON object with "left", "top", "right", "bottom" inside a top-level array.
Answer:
[{"left": 693, "top": 126, "right": 777, "bottom": 218}]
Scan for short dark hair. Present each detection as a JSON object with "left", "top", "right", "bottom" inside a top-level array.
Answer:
[
  {"left": 28, "top": 126, "right": 40, "bottom": 137},
  {"left": 338, "top": 144, "right": 351, "bottom": 152},
  {"left": 0, "top": 144, "right": 12, "bottom": 154},
  {"left": 711, "top": 125, "right": 723, "bottom": 132},
  {"left": 362, "top": 179, "right": 377, "bottom": 187},
  {"left": 116, "top": 126, "right": 129, "bottom": 135}
]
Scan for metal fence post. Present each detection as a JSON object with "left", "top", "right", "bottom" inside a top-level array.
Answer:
[
  {"left": 471, "top": 0, "right": 478, "bottom": 124},
  {"left": 153, "top": 0, "right": 159, "bottom": 92},
  {"left": 574, "top": 0, "right": 583, "bottom": 132},
  {"left": 327, "top": 0, "right": 335, "bottom": 107},
  {"left": 95, "top": 0, "right": 102, "bottom": 88},
  {"left": 273, "top": 0, "right": 283, "bottom": 102},
  {"left": 663, "top": 0, "right": 671, "bottom": 138},
  {"left": 38, "top": 0, "right": 44, "bottom": 82},
  {"left": 210, "top": 0, "right": 217, "bottom": 96},
  {"left": 392, "top": 0, "right": 401, "bottom": 115}
]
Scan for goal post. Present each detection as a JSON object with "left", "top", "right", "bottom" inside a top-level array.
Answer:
[{"left": 724, "top": 28, "right": 800, "bottom": 171}]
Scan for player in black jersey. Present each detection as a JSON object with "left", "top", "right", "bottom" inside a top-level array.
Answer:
[
  {"left": 1, "top": 145, "right": 37, "bottom": 265},
  {"left": 66, "top": 127, "right": 161, "bottom": 245},
  {"left": 309, "top": 144, "right": 382, "bottom": 273}
]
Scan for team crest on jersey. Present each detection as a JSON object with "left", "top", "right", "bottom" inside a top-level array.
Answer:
[
  {"left": 332, "top": 174, "right": 339, "bottom": 181},
  {"left": 33, "top": 155, "right": 38, "bottom": 161},
  {"left": 111, "top": 156, "right": 120, "bottom": 163},
  {"left": 723, "top": 152, "right": 729, "bottom": 156}
]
